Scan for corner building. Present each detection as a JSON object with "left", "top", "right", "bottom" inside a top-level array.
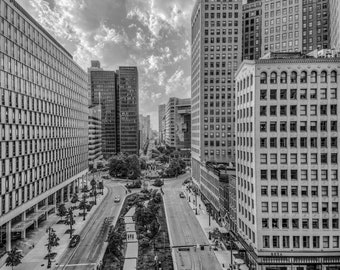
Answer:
[
  {"left": 235, "top": 52, "right": 340, "bottom": 269},
  {"left": 0, "top": 0, "right": 88, "bottom": 251},
  {"left": 191, "top": 0, "right": 242, "bottom": 187}
]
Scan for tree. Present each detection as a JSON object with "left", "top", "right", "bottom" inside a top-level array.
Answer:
[
  {"left": 45, "top": 227, "right": 59, "bottom": 268},
  {"left": 90, "top": 179, "right": 97, "bottom": 205},
  {"left": 140, "top": 158, "right": 147, "bottom": 170},
  {"left": 126, "top": 154, "right": 141, "bottom": 179},
  {"left": 78, "top": 194, "right": 89, "bottom": 221},
  {"left": 70, "top": 193, "right": 79, "bottom": 206},
  {"left": 109, "top": 154, "right": 128, "bottom": 177},
  {"left": 65, "top": 208, "right": 75, "bottom": 239},
  {"left": 5, "top": 248, "right": 23, "bottom": 270},
  {"left": 56, "top": 204, "right": 67, "bottom": 222},
  {"left": 97, "top": 181, "right": 104, "bottom": 195},
  {"left": 107, "top": 230, "right": 124, "bottom": 258}
]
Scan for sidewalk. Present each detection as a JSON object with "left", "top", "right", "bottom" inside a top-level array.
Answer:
[
  {"left": 182, "top": 186, "right": 249, "bottom": 270},
  {"left": 0, "top": 188, "right": 108, "bottom": 270}
]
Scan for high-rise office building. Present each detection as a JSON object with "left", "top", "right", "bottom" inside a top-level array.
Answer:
[
  {"left": 165, "top": 98, "right": 191, "bottom": 150},
  {"left": 191, "top": 0, "right": 242, "bottom": 197},
  {"left": 242, "top": 0, "right": 262, "bottom": 60},
  {"left": 330, "top": 0, "right": 340, "bottom": 50},
  {"left": 0, "top": 0, "right": 88, "bottom": 252},
  {"left": 261, "top": 0, "right": 303, "bottom": 56},
  {"left": 158, "top": 104, "right": 166, "bottom": 144},
  {"left": 88, "top": 104, "right": 103, "bottom": 167},
  {"left": 118, "top": 67, "right": 139, "bottom": 155},
  {"left": 88, "top": 61, "right": 118, "bottom": 159},
  {"left": 302, "top": 0, "right": 330, "bottom": 54},
  {"left": 235, "top": 51, "right": 340, "bottom": 269},
  {"left": 139, "top": 114, "right": 151, "bottom": 150}
]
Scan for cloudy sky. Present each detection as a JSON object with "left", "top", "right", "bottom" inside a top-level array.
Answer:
[{"left": 17, "top": 0, "right": 195, "bottom": 129}]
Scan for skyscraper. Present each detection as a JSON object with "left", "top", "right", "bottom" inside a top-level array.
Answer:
[
  {"left": 301, "top": 0, "right": 330, "bottom": 54},
  {"left": 88, "top": 104, "right": 103, "bottom": 168},
  {"left": 88, "top": 62, "right": 119, "bottom": 159},
  {"left": 118, "top": 67, "right": 139, "bottom": 155},
  {"left": 191, "top": 0, "right": 242, "bottom": 186},
  {"left": 242, "top": 0, "right": 262, "bottom": 60},
  {"left": 158, "top": 104, "right": 166, "bottom": 144},
  {"left": 0, "top": 0, "right": 88, "bottom": 251},
  {"left": 235, "top": 51, "right": 340, "bottom": 269},
  {"left": 330, "top": 0, "right": 340, "bottom": 50},
  {"left": 261, "top": 0, "right": 303, "bottom": 55}
]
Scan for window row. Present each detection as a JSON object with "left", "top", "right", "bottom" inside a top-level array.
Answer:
[
  {"left": 262, "top": 218, "right": 339, "bottom": 230},
  {"left": 260, "top": 185, "right": 339, "bottom": 197},
  {"left": 259, "top": 120, "right": 338, "bottom": 133},
  {"left": 259, "top": 88, "right": 337, "bottom": 101},
  {"left": 261, "top": 201, "right": 339, "bottom": 214},
  {"left": 259, "top": 169, "right": 338, "bottom": 181}
]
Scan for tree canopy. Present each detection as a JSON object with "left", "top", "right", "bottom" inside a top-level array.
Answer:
[{"left": 109, "top": 154, "right": 141, "bottom": 179}]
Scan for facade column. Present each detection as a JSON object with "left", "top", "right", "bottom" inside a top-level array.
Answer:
[
  {"left": 60, "top": 188, "right": 64, "bottom": 203},
  {"left": 21, "top": 212, "right": 26, "bottom": 239},
  {"left": 53, "top": 192, "right": 57, "bottom": 205},
  {"left": 6, "top": 221, "right": 11, "bottom": 251},
  {"left": 67, "top": 184, "right": 71, "bottom": 201}
]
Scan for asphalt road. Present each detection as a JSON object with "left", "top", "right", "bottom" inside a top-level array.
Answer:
[
  {"left": 163, "top": 174, "right": 222, "bottom": 270},
  {"left": 55, "top": 181, "right": 125, "bottom": 270}
]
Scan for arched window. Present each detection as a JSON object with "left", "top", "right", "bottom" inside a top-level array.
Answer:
[
  {"left": 300, "top": 71, "right": 307, "bottom": 83},
  {"left": 260, "top": 72, "right": 267, "bottom": 84},
  {"left": 280, "top": 72, "right": 287, "bottom": 84},
  {"left": 321, "top": 71, "right": 327, "bottom": 83},
  {"left": 291, "top": 71, "right": 297, "bottom": 83},
  {"left": 270, "top": 72, "right": 277, "bottom": 84},
  {"left": 251, "top": 74, "right": 253, "bottom": 85},
  {"left": 237, "top": 82, "right": 239, "bottom": 91},
  {"left": 243, "top": 78, "right": 246, "bottom": 89},
  {"left": 240, "top": 80, "right": 243, "bottom": 90},
  {"left": 311, "top": 71, "right": 317, "bottom": 83},
  {"left": 331, "top": 71, "right": 337, "bottom": 83},
  {"left": 247, "top": 77, "right": 249, "bottom": 87}
]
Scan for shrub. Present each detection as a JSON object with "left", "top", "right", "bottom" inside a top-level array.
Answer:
[{"left": 140, "top": 237, "right": 150, "bottom": 248}]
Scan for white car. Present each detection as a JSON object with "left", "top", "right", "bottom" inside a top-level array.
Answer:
[{"left": 114, "top": 196, "right": 121, "bottom": 202}]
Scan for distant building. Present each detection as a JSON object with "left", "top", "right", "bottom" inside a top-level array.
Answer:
[
  {"left": 158, "top": 104, "right": 166, "bottom": 144},
  {"left": 235, "top": 51, "right": 340, "bottom": 269},
  {"left": 330, "top": 0, "right": 340, "bottom": 50},
  {"left": 88, "top": 61, "right": 119, "bottom": 159},
  {"left": 165, "top": 98, "right": 191, "bottom": 150},
  {"left": 139, "top": 114, "right": 151, "bottom": 150},
  {"left": 242, "top": 0, "right": 262, "bottom": 60},
  {"left": 118, "top": 67, "right": 139, "bottom": 155},
  {"left": 89, "top": 105, "right": 103, "bottom": 167}
]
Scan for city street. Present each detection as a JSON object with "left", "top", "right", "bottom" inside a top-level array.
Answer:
[
  {"left": 55, "top": 181, "right": 125, "bottom": 270},
  {"left": 163, "top": 174, "right": 222, "bottom": 270}
]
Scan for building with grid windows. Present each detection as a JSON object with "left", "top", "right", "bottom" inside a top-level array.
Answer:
[
  {"left": 118, "top": 66, "right": 139, "bottom": 155},
  {"left": 261, "top": 0, "right": 303, "bottom": 55},
  {"left": 165, "top": 97, "right": 191, "bottom": 150},
  {"left": 158, "top": 104, "right": 165, "bottom": 144},
  {"left": 191, "top": 0, "right": 242, "bottom": 194},
  {"left": 235, "top": 52, "right": 340, "bottom": 269},
  {"left": 88, "top": 61, "right": 119, "bottom": 159},
  {"left": 88, "top": 104, "right": 103, "bottom": 168},
  {"left": 0, "top": 0, "right": 88, "bottom": 253},
  {"left": 330, "top": 0, "right": 340, "bottom": 50},
  {"left": 242, "top": 0, "right": 262, "bottom": 60},
  {"left": 301, "top": 0, "right": 330, "bottom": 54}
]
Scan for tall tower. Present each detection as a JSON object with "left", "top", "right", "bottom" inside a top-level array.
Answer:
[
  {"left": 118, "top": 67, "right": 139, "bottom": 155},
  {"left": 330, "top": 0, "right": 340, "bottom": 50},
  {"left": 88, "top": 62, "right": 119, "bottom": 159},
  {"left": 191, "top": 0, "right": 242, "bottom": 183},
  {"left": 242, "top": 0, "right": 262, "bottom": 60},
  {"left": 158, "top": 104, "right": 166, "bottom": 144}
]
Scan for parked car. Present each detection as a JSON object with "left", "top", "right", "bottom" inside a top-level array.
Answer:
[
  {"left": 179, "top": 192, "right": 185, "bottom": 198},
  {"left": 114, "top": 196, "right": 121, "bottom": 202},
  {"left": 69, "top": 235, "right": 80, "bottom": 248}
]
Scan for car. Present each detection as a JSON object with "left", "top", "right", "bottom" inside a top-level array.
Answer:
[
  {"left": 69, "top": 235, "right": 80, "bottom": 248},
  {"left": 179, "top": 192, "right": 185, "bottom": 198},
  {"left": 114, "top": 196, "right": 121, "bottom": 202}
]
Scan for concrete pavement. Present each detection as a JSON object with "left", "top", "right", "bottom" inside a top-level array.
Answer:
[{"left": 0, "top": 186, "right": 109, "bottom": 270}]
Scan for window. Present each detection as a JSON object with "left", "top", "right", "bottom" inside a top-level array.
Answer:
[
  {"left": 321, "top": 71, "right": 327, "bottom": 83},
  {"left": 272, "top": 236, "right": 280, "bottom": 248},
  {"left": 270, "top": 72, "right": 277, "bottom": 84},
  {"left": 262, "top": 202, "right": 269, "bottom": 212},
  {"left": 311, "top": 71, "right": 317, "bottom": 83},
  {"left": 280, "top": 72, "right": 287, "bottom": 84},
  {"left": 262, "top": 218, "right": 269, "bottom": 228},
  {"left": 260, "top": 72, "right": 267, "bottom": 84},
  {"left": 291, "top": 71, "right": 297, "bottom": 83},
  {"left": 300, "top": 71, "right": 307, "bottom": 83},
  {"left": 272, "top": 202, "right": 278, "bottom": 212},
  {"left": 292, "top": 202, "right": 299, "bottom": 212},
  {"left": 280, "top": 89, "right": 287, "bottom": 99},
  {"left": 263, "top": 236, "right": 270, "bottom": 248},
  {"left": 331, "top": 71, "right": 337, "bottom": 83}
]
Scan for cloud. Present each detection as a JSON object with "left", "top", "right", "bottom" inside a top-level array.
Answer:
[{"left": 17, "top": 0, "right": 195, "bottom": 129}]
